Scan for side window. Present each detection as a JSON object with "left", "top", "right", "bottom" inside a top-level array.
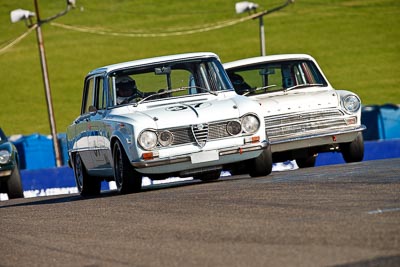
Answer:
[
  {"left": 108, "top": 77, "right": 115, "bottom": 106},
  {"left": 95, "top": 77, "right": 107, "bottom": 110},
  {"left": 82, "top": 78, "right": 94, "bottom": 114}
]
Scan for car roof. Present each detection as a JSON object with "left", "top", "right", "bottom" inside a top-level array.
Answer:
[
  {"left": 223, "top": 54, "right": 316, "bottom": 69},
  {"left": 87, "top": 52, "right": 220, "bottom": 76}
]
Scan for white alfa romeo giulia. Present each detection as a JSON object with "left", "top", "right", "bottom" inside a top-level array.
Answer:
[{"left": 67, "top": 52, "right": 272, "bottom": 196}]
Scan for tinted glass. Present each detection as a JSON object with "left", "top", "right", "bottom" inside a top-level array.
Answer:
[{"left": 82, "top": 78, "right": 94, "bottom": 114}]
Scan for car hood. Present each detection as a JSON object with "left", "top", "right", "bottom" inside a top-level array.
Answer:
[
  {"left": 251, "top": 89, "right": 339, "bottom": 115},
  {"left": 114, "top": 96, "right": 242, "bottom": 129}
]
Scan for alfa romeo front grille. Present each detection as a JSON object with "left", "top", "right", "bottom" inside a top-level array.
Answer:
[
  {"left": 190, "top": 124, "right": 208, "bottom": 147},
  {"left": 162, "top": 121, "right": 233, "bottom": 147}
]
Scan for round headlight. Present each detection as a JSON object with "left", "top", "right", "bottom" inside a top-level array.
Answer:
[
  {"left": 138, "top": 130, "right": 157, "bottom": 150},
  {"left": 0, "top": 150, "right": 11, "bottom": 164},
  {"left": 158, "top": 130, "right": 174, "bottom": 147},
  {"left": 343, "top": 95, "right": 361, "bottom": 113},
  {"left": 241, "top": 114, "right": 260, "bottom": 134},
  {"left": 226, "top": 120, "right": 242, "bottom": 136}
]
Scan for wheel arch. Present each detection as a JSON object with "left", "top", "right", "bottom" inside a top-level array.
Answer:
[{"left": 110, "top": 132, "right": 140, "bottom": 164}]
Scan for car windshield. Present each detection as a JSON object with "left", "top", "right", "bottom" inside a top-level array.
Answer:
[
  {"left": 110, "top": 57, "right": 232, "bottom": 106},
  {"left": 226, "top": 60, "right": 328, "bottom": 95}
]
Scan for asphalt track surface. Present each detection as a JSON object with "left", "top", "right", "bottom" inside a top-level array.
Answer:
[{"left": 1, "top": 158, "right": 399, "bottom": 267}]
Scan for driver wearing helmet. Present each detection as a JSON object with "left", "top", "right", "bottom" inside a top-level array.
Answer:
[
  {"left": 116, "top": 76, "right": 139, "bottom": 104},
  {"left": 228, "top": 73, "right": 251, "bottom": 95}
]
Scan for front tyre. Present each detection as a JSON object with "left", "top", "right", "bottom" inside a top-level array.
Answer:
[
  {"left": 113, "top": 141, "right": 142, "bottom": 194},
  {"left": 73, "top": 153, "right": 101, "bottom": 196},
  {"left": 249, "top": 145, "right": 273, "bottom": 177},
  {"left": 341, "top": 133, "right": 364, "bottom": 163},
  {"left": 194, "top": 170, "right": 221, "bottom": 182},
  {"left": 7, "top": 167, "right": 24, "bottom": 199}
]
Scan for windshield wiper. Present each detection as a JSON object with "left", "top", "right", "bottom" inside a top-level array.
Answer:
[
  {"left": 243, "top": 85, "right": 277, "bottom": 96},
  {"left": 133, "top": 87, "right": 187, "bottom": 106},
  {"left": 180, "top": 86, "right": 218, "bottom": 96},
  {"left": 133, "top": 86, "right": 218, "bottom": 106},
  {"left": 284, "top": 83, "right": 324, "bottom": 92}
]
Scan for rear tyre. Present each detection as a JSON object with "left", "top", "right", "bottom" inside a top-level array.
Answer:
[
  {"left": 341, "top": 133, "right": 364, "bottom": 163},
  {"left": 7, "top": 167, "right": 24, "bottom": 199},
  {"left": 296, "top": 154, "right": 317, "bottom": 168},
  {"left": 113, "top": 141, "right": 142, "bottom": 194},
  {"left": 249, "top": 145, "right": 273, "bottom": 177},
  {"left": 73, "top": 153, "right": 101, "bottom": 196}
]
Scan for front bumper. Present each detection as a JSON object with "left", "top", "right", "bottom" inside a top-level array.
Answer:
[
  {"left": 132, "top": 141, "right": 268, "bottom": 174},
  {"left": 270, "top": 125, "right": 366, "bottom": 153}
]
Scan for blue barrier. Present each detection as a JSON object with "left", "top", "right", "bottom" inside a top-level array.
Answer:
[
  {"left": 362, "top": 104, "right": 400, "bottom": 140},
  {"left": 21, "top": 167, "right": 75, "bottom": 190},
  {"left": 13, "top": 134, "right": 55, "bottom": 170},
  {"left": 316, "top": 139, "right": 400, "bottom": 166},
  {"left": 12, "top": 133, "right": 69, "bottom": 170},
  {"left": 21, "top": 167, "right": 110, "bottom": 191},
  {"left": 19, "top": 139, "right": 400, "bottom": 192}
]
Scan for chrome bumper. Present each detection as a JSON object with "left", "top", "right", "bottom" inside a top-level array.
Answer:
[
  {"left": 131, "top": 141, "right": 269, "bottom": 169},
  {"left": 270, "top": 125, "right": 366, "bottom": 152}
]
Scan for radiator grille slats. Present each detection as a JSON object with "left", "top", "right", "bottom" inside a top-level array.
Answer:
[
  {"left": 164, "top": 121, "right": 231, "bottom": 147},
  {"left": 169, "top": 128, "right": 194, "bottom": 144},
  {"left": 208, "top": 123, "right": 231, "bottom": 139},
  {"left": 265, "top": 109, "right": 348, "bottom": 141}
]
